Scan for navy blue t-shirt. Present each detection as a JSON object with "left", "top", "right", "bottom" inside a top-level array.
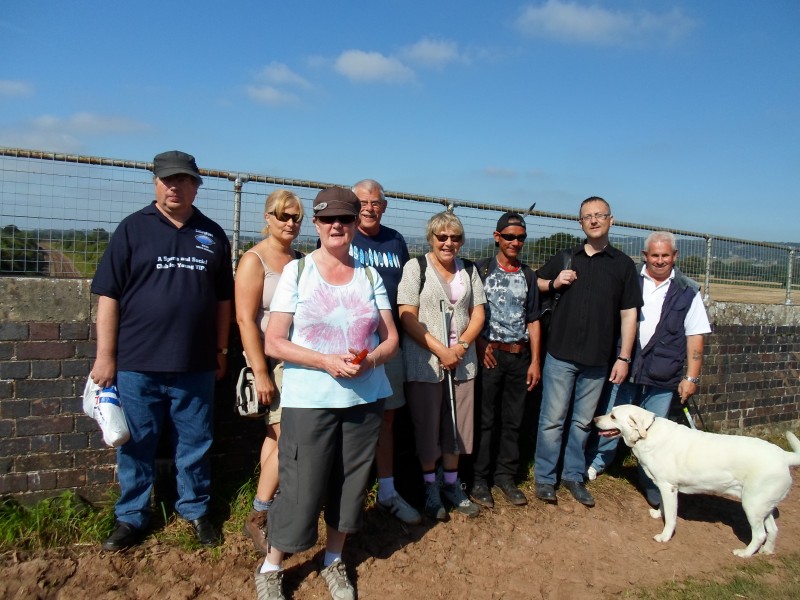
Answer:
[
  {"left": 91, "top": 202, "right": 234, "bottom": 372},
  {"left": 349, "top": 226, "right": 409, "bottom": 325}
]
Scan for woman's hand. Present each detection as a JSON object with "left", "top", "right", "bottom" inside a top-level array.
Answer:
[
  {"left": 437, "top": 345, "right": 461, "bottom": 370},
  {"left": 254, "top": 370, "right": 276, "bottom": 406},
  {"left": 320, "top": 354, "right": 362, "bottom": 378}
]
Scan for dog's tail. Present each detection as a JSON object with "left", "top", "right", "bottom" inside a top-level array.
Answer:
[{"left": 785, "top": 432, "right": 800, "bottom": 466}]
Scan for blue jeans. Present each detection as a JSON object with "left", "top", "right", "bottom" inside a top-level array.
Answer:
[
  {"left": 587, "top": 381, "right": 674, "bottom": 505},
  {"left": 115, "top": 370, "right": 216, "bottom": 529},
  {"left": 534, "top": 353, "right": 607, "bottom": 485}
]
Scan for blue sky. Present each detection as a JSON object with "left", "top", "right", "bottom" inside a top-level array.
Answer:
[{"left": 1, "top": 1, "right": 798, "bottom": 243}]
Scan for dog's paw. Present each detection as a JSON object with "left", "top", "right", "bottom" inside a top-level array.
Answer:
[
  {"left": 733, "top": 548, "right": 755, "bottom": 558},
  {"left": 653, "top": 532, "right": 671, "bottom": 543},
  {"left": 648, "top": 508, "right": 661, "bottom": 519}
]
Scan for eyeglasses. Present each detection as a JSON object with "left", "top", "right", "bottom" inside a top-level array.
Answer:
[
  {"left": 498, "top": 233, "right": 527, "bottom": 242},
  {"left": 579, "top": 212, "right": 611, "bottom": 223},
  {"left": 434, "top": 233, "right": 463, "bottom": 243},
  {"left": 316, "top": 214, "right": 357, "bottom": 225},
  {"left": 359, "top": 201, "right": 384, "bottom": 209},
  {"left": 270, "top": 211, "right": 303, "bottom": 224}
]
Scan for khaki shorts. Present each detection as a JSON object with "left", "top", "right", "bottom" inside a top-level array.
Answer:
[
  {"left": 265, "top": 359, "right": 283, "bottom": 426},
  {"left": 382, "top": 349, "right": 406, "bottom": 411}
]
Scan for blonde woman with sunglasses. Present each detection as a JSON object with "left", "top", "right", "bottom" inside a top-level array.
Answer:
[{"left": 235, "top": 189, "right": 304, "bottom": 555}]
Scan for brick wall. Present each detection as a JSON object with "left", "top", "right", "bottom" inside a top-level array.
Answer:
[
  {"left": 0, "top": 278, "right": 264, "bottom": 505},
  {"left": 0, "top": 279, "right": 798, "bottom": 504}
]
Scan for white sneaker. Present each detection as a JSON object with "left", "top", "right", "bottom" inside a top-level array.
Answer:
[
  {"left": 378, "top": 493, "right": 422, "bottom": 525},
  {"left": 587, "top": 466, "right": 598, "bottom": 481}
]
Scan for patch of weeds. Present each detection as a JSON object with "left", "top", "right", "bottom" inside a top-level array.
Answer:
[
  {"left": 0, "top": 492, "right": 115, "bottom": 552},
  {"left": 626, "top": 552, "right": 800, "bottom": 599}
]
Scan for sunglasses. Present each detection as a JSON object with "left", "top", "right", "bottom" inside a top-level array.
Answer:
[
  {"left": 498, "top": 233, "right": 527, "bottom": 242},
  {"left": 316, "top": 214, "right": 357, "bottom": 225},
  {"left": 434, "top": 233, "right": 463, "bottom": 243},
  {"left": 270, "top": 211, "right": 303, "bottom": 224}
]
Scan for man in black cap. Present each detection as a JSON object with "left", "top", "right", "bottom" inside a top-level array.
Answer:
[
  {"left": 91, "top": 150, "right": 234, "bottom": 550},
  {"left": 470, "top": 212, "right": 541, "bottom": 508}
]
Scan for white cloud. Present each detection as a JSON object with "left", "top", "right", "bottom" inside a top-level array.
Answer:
[
  {"left": 401, "top": 38, "right": 462, "bottom": 69},
  {"left": 334, "top": 50, "right": 415, "bottom": 84},
  {"left": 246, "top": 85, "right": 300, "bottom": 107},
  {"left": 256, "top": 62, "right": 312, "bottom": 89},
  {"left": 515, "top": 0, "right": 696, "bottom": 46},
  {"left": 0, "top": 112, "right": 150, "bottom": 152},
  {"left": 0, "top": 80, "right": 34, "bottom": 98}
]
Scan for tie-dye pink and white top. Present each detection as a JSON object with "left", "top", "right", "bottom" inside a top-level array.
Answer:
[{"left": 270, "top": 253, "right": 393, "bottom": 408}]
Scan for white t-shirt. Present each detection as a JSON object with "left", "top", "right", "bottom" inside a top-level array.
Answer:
[
  {"left": 639, "top": 266, "right": 712, "bottom": 348},
  {"left": 270, "top": 253, "right": 392, "bottom": 409}
]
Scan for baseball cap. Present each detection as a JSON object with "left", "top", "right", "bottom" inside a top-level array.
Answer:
[
  {"left": 313, "top": 187, "right": 360, "bottom": 217},
  {"left": 152, "top": 150, "right": 203, "bottom": 184},
  {"left": 496, "top": 212, "right": 526, "bottom": 232}
]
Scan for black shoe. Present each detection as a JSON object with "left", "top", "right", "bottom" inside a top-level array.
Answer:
[
  {"left": 470, "top": 482, "right": 494, "bottom": 508},
  {"left": 102, "top": 521, "right": 144, "bottom": 551},
  {"left": 495, "top": 481, "right": 527, "bottom": 506},
  {"left": 535, "top": 482, "right": 557, "bottom": 504},
  {"left": 190, "top": 516, "right": 220, "bottom": 547},
  {"left": 563, "top": 480, "right": 595, "bottom": 507}
]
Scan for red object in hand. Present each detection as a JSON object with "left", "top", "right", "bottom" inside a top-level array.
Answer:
[{"left": 351, "top": 349, "right": 369, "bottom": 365}]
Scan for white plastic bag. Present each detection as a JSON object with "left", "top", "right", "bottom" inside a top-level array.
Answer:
[{"left": 82, "top": 377, "right": 130, "bottom": 447}]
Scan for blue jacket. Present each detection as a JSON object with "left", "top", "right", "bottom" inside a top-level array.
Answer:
[{"left": 630, "top": 267, "right": 700, "bottom": 390}]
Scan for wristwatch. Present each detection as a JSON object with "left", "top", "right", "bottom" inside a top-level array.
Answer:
[
  {"left": 217, "top": 347, "right": 229, "bottom": 355},
  {"left": 616, "top": 356, "right": 631, "bottom": 363},
  {"left": 683, "top": 375, "right": 700, "bottom": 384},
  {"left": 458, "top": 340, "right": 469, "bottom": 350}
]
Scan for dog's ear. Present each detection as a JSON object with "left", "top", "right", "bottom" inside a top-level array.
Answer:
[{"left": 630, "top": 411, "right": 655, "bottom": 440}]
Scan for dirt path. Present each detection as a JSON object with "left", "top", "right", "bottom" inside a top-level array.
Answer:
[{"left": 3, "top": 474, "right": 800, "bottom": 600}]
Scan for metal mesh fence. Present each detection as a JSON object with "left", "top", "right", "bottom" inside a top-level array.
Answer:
[{"left": 1, "top": 148, "right": 796, "bottom": 304}]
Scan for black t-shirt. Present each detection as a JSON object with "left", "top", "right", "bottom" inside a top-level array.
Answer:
[
  {"left": 537, "top": 243, "right": 642, "bottom": 367},
  {"left": 91, "top": 202, "right": 234, "bottom": 372}
]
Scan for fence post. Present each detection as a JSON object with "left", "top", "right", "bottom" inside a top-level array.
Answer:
[
  {"left": 703, "top": 235, "right": 712, "bottom": 302},
  {"left": 787, "top": 248, "right": 795, "bottom": 306},
  {"left": 230, "top": 174, "right": 248, "bottom": 273}
]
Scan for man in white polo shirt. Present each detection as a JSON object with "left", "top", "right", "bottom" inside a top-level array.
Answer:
[{"left": 586, "top": 230, "right": 711, "bottom": 507}]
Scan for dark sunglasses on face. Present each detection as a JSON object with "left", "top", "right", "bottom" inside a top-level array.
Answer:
[
  {"left": 498, "top": 233, "right": 527, "bottom": 242},
  {"left": 434, "top": 233, "right": 463, "bottom": 243},
  {"left": 316, "top": 214, "right": 357, "bottom": 225},
  {"left": 270, "top": 211, "right": 303, "bottom": 224}
]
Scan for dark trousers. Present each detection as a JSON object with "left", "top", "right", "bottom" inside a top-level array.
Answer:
[{"left": 473, "top": 349, "right": 530, "bottom": 485}]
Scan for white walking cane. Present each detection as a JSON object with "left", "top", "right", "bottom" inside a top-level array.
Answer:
[{"left": 440, "top": 300, "right": 459, "bottom": 453}]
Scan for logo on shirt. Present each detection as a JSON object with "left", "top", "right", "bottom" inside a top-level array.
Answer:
[{"left": 195, "top": 231, "right": 215, "bottom": 254}]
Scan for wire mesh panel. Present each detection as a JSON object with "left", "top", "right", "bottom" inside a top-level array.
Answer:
[{"left": 1, "top": 148, "right": 796, "bottom": 305}]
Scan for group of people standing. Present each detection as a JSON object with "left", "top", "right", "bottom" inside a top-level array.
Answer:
[{"left": 90, "top": 150, "right": 711, "bottom": 600}]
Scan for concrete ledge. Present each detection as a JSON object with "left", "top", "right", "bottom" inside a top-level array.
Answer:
[{"left": 0, "top": 278, "right": 95, "bottom": 322}]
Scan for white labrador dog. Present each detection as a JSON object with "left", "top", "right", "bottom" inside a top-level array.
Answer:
[{"left": 594, "top": 404, "right": 800, "bottom": 557}]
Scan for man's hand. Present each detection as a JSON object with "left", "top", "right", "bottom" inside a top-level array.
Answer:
[
  {"left": 608, "top": 359, "right": 629, "bottom": 384},
  {"left": 677, "top": 379, "right": 698, "bottom": 404},
  {"left": 526, "top": 361, "right": 541, "bottom": 391},
  {"left": 91, "top": 356, "right": 116, "bottom": 389}
]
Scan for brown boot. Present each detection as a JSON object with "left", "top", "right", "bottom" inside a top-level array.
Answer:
[{"left": 243, "top": 509, "right": 269, "bottom": 554}]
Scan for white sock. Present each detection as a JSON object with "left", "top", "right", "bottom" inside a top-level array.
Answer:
[
  {"left": 323, "top": 551, "right": 342, "bottom": 567},
  {"left": 260, "top": 559, "right": 281, "bottom": 574},
  {"left": 378, "top": 477, "right": 395, "bottom": 503}
]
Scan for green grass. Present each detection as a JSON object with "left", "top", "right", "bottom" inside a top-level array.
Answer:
[
  {"left": 627, "top": 552, "right": 800, "bottom": 599},
  {"left": 0, "top": 492, "right": 115, "bottom": 552}
]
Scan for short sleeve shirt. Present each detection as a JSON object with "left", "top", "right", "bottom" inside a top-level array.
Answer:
[
  {"left": 537, "top": 243, "right": 642, "bottom": 367},
  {"left": 91, "top": 202, "right": 234, "bottom": 372},
  {"left": 270, "top": 253, "right": 392, "bottom": 408}
]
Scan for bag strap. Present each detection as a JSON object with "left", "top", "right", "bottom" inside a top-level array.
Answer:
[{"left": 297, "top": 254, "right": 374, "bottom": 288}]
